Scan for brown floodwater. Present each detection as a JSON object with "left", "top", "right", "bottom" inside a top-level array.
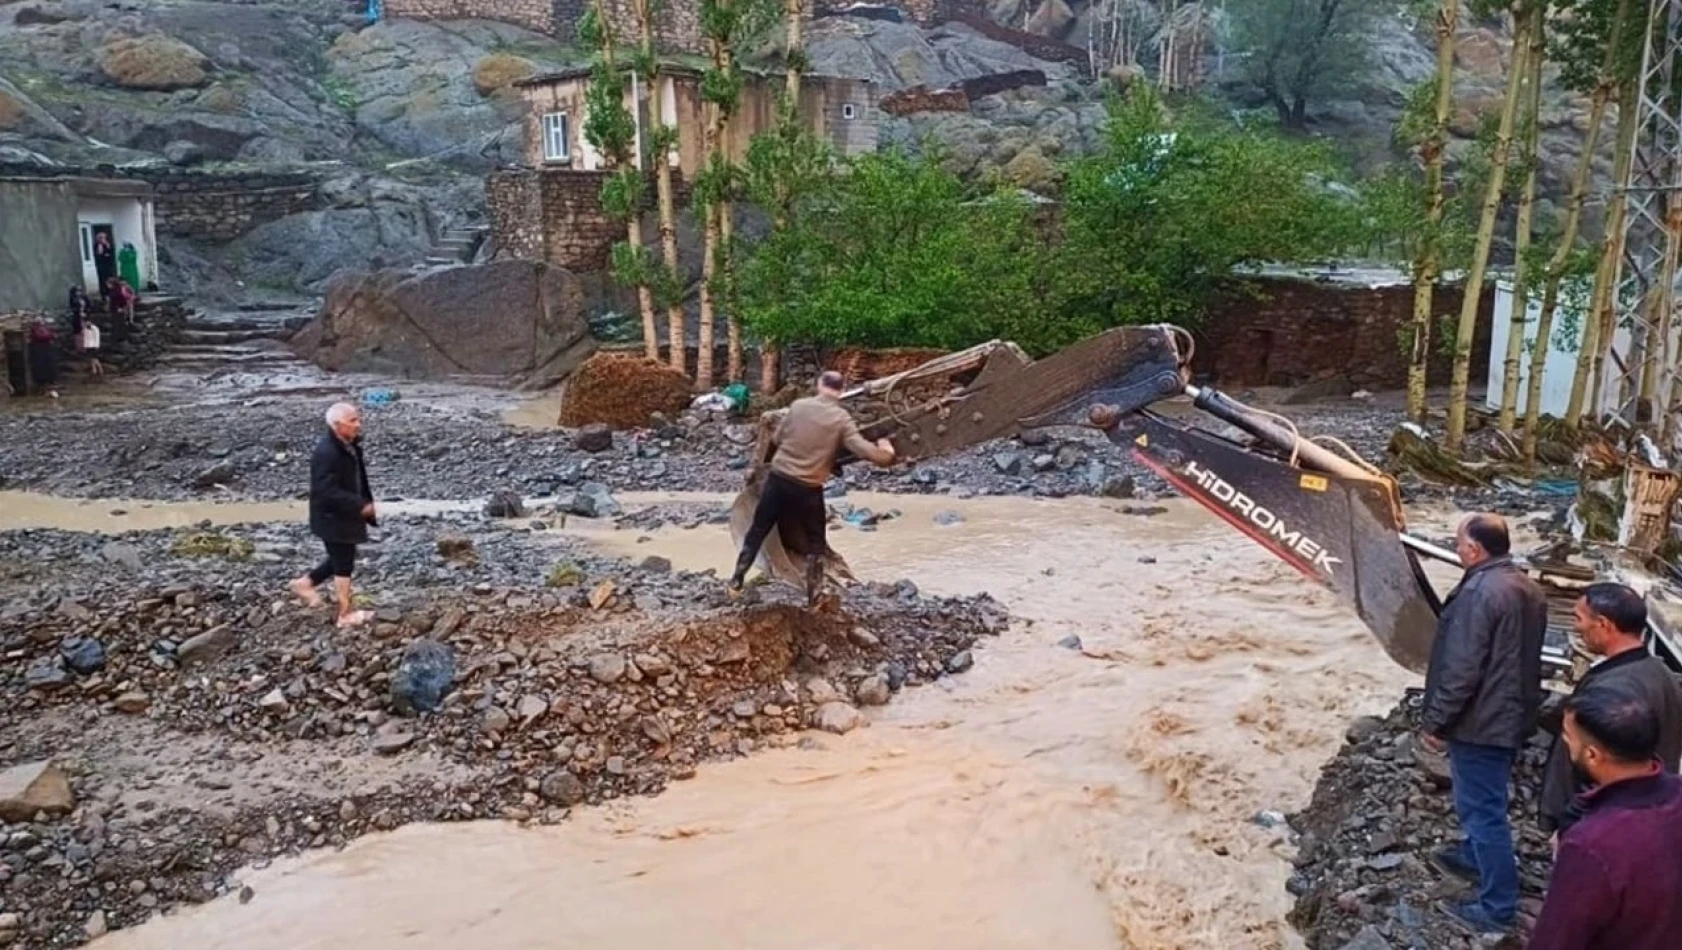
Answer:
[{"left": 76, "top": 492, "right": 1442, "bottom": 950}]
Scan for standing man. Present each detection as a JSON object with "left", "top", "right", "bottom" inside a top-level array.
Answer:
[
  {"left": 289, "top": 402, "right": 376, "bottom": 628},
  {"left": 728, "top": 370, "right": 895, "bottom": 605},
  {"left": 1421, "top": 513, "right": 1548, "bottom": 934},
  {"left": 1525, "top": 683, "right": 1682, "bottom": 949},
  {"left": 1539, "top": 582, "right": 1682, "bottom": 837}
]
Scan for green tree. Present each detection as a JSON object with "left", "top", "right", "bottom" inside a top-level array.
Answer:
[
  {"left": 1053, "top": 86, "right": 1364, "bottom": 331},
  {"left": 736, "top": 149, "right": 1055, "bottom": 353},
  {"left": 1229, "top": 0, "right": 1380, "bottom": 130}
]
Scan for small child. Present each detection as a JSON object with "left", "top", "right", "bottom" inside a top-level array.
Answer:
[{"left": 82, "top": 319, "right": 104, "bottom": 380}]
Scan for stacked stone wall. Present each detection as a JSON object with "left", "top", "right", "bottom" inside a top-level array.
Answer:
[{"left": 383, "top": 0, "right": 554, "bottom": 35}]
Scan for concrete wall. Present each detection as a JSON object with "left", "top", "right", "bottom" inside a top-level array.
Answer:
[{"left": 0, "top": 179, "right": 81, "bottom": 312}]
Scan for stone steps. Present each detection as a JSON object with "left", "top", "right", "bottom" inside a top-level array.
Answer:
[{"left": 178, "top": 327, "right": 290, "bottom": 345}]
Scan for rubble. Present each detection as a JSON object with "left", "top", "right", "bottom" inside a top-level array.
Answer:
[
  {"left": 0, "top": 515, "right": 1004, "bottom": 946},
  {"left": 1287, "top": 690, "right": 1552, "bottom": 949}
]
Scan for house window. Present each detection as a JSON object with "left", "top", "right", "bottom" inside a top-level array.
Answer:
[
  {"left": 841, "top": 103, "right": 857, "bottom": 120},
  {"left": 541, "top": 113, "right": 570, "bottom": 163}
]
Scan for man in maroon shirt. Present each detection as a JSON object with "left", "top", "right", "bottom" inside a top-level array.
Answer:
[{"left": 1527, "top": 680, "right": 1682, "bottom": 950}]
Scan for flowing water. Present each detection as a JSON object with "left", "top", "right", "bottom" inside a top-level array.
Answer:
[{"left": 22, "top": 492, "right": 1438, "bottom": 949}]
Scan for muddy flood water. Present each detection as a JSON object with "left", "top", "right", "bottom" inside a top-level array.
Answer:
[{"left": 12, "top": 491, "right": 1427, "bottom": 950}]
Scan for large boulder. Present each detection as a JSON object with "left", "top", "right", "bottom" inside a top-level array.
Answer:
[
  {"left": 293, "top": 260, "right": 599, "bottom": 384},
  {"left": 472, "top": 53, "right": 538, "bottom": 97},
  {"left": 0, "top": 77, "right": 76, "bottom": 141},
  {"left": 799, "top": 18, "right": 1075, "bottom": 92},
  {"left": 97, "top": 34, "right": 210, "bottom": 91}
]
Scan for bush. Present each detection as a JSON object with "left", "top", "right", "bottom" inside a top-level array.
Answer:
[
  {"left": 472, "top": 54, "right": 537, "bottom": 97},
  {"left": 737, "top": 148, "right": 1060, "bottom": 353}
]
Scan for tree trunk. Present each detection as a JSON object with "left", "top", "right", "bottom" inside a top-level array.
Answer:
[
  {"left": 784, "top": 0, "right": 802, "bottom": 102},
  {"left": 630, "top": 0, "right": 687, "bottom": 379},
  {"left": 1497, "top": 3, "right": 1545, "bottom": 434},
  {"left": 1566, "top": 84, "right": 1638, "bottom": 430},
  {"left": 1408, "top": 3, "right": 1458, "bottom": 424},
  {"left": 697, "top": 203, "right": 717, "bottom": 389},
  {"left": 1445, "top": 4, "right": 1530, "bottom": 453},
  {"left": 1523, "top": 0, "right": 1629, "bottom": 458}
]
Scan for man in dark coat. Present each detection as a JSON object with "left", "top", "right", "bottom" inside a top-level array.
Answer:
[
  {"left": 1526, "top": 682, "right": 1682, "bottom": 950},
  {"left": 289, "top": 402, "right": 376, "bottom": 627},
  {"left": 1421, "top": 513, "right": 1548, "bottom": 934},
  {"left": 1538, "top": 582, "right": 1682, "bottom": 837}
]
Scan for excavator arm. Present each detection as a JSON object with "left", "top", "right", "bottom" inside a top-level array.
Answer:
[{"left": 729, "top": 325, "right": 1447, "bottom": 673}]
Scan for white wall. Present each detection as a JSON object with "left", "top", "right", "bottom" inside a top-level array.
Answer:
[{"left": 1486, "top": 279, "right": 1629, "bottom": 419}]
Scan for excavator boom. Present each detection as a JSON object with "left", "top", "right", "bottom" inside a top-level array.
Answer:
[{"left": 729, "top": 325, "right": 1444, "bottom": 673}]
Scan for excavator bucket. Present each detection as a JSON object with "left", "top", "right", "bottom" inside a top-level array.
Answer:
[
  {"left": 727, "top": 326, "right": 1190, "bottom": 590},
  {"left": 1111, "top": 407, "right": 1442, "bottom": 674}
]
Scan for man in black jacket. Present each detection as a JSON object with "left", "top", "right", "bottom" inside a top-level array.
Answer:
[
  {"left": 1538, "top": 582, "right": 1682, "bottom": 837},
  {"left": 1421, "top": 513, "right": 1547, "bottom": 934},
  {"left": 289, "top": 402, "right": 377, "bottom": 627}
]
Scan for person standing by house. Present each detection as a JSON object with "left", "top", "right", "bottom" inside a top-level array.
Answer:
[
  {"left": 1420, "top": 513, "right": 1548, "bottom": 934},
  {"left": 727, "top": 370, "right": 895, "bottom": 605},
  {"left": 92, "top": 232, "right": 117, "bottom": 309},
  {"left": 68, "top": 287, "right": 103, "bottom": 380},
  {"left": 1525, "top": 682, "right": 1682, "bottom": 950},
  {"left": 1539, "top": 582, "right": 1682, "bottom": 838},
  {"left": 117, "top": 241, "right": 140, "bottom": 292},
  {"left": 105, "top": 276, "right": 136, "bottom": 326},
  {"left": 289, "top": 402, "right": 377, "bottom": 628}
]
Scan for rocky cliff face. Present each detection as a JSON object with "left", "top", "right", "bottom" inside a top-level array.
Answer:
[{"left": 0, "top": 1, "right": 1600, "bottom": 296}]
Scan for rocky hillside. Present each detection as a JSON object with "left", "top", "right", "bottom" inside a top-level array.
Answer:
[{"left": 1, "top": 0, "right": 1603, "bottom": 297}]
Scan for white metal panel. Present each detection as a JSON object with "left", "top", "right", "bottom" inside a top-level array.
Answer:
[{"left": 1486, "top": 281, "right": 1584, "bottom": 418}]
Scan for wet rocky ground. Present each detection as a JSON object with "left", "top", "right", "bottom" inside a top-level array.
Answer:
[
  {"left": 0, "top": 514, "right": 1005, "bottom": 946},
  {"left": 1287, "top": 690, "right": 1555, "bottom": 950},
  {"left": 0, "top": 393, "right": 1559, "bottom": 512}
]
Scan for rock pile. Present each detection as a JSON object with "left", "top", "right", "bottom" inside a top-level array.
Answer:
[
  {"left": 557, "top": 354, "right": 696, "bottom": 430},
  {"left": 0, "top": 517, "right": 1007, "bottom": 946},
  {"left": 1286, "top": 690, "right": 1553, "bottom": 949}
]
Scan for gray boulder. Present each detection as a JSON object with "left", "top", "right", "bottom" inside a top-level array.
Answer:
[{"left": 293, "top": 259, "right": 599, "bottom": 382}]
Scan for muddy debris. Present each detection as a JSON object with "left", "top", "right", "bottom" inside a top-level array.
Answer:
[
  {"left": 1287, "top": 690, "right": 1552, "bottom": 949},
  {"left": 0, "top": 515, "right": 1005, "bottom": 947}
]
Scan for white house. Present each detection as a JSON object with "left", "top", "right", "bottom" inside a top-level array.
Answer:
[{"left": 0, "top": 171, "right": 159, "bottom": 313}]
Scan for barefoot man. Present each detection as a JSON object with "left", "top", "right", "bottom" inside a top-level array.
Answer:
[{"left": 290, "top": 402, "right": 377, "bottom": 627}]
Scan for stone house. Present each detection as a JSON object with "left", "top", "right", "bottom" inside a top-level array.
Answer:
[
  {"left": 513, "top": 64, "right": 878, "bottom": 174},
  {"left": 487, "top": 64, "right": 877, "bottom": 273},
  {"left": 0, "top": 169, "right": 160, "bottom": 312}
]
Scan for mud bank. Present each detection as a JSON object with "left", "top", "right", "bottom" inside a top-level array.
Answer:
[
  {"left": 1287, "top": 692, "right": 1554, "bottom": 949},
  {"left": 0, "top": 513, "right": 1003, "bottom": 947},
  {"left": 13, "top": 495, "right": 1433, "bottom": 950}
]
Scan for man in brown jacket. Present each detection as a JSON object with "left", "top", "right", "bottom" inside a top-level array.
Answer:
[
  {"left": 1538, "top": 582, "right": 1682, "bottom": 837},
  {"left": 729, "top": 371, "right": 895, "bottom": 605}
]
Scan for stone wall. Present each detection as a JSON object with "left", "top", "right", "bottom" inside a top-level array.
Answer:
[
  {"left": 1193, "top": 276, "right": 1495, "bottom": 391},
  {"left": 136, "top": 168, "right": 322, "bottom": 242},
  {"left": 383, "top": 0, "right": 554, "bottom": 35},
  {"left": 880, "top": 69, "right": 1046, "bottom": 117},
  {"left": 490, "top": 169, "right": 621, "bottom": 271}
]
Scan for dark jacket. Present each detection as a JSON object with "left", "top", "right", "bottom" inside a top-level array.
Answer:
[
  {"left": 1538, "top": 649, "right": 1682, "bottom": 832},
  {"left": 1421, "top": 555, "right": 1548, "bottom": 748},
  {"left": 308, "top": 429, "right": 374, "bottom": 544},
  {"left": 1525, "top": 770, "right": 1682, "bottom": 950}
]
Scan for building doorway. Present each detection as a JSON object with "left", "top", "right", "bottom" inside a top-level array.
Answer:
[{"left": 80, "top": 222, "right": 115, "bottom": 294}]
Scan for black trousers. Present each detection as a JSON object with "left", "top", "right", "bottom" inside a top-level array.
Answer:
[
  {"left": 735, "top": 471, "right": 827, "bottom": 579},
  {"left": 306, "top": 541, "right": 357, "bottom": 585}
]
